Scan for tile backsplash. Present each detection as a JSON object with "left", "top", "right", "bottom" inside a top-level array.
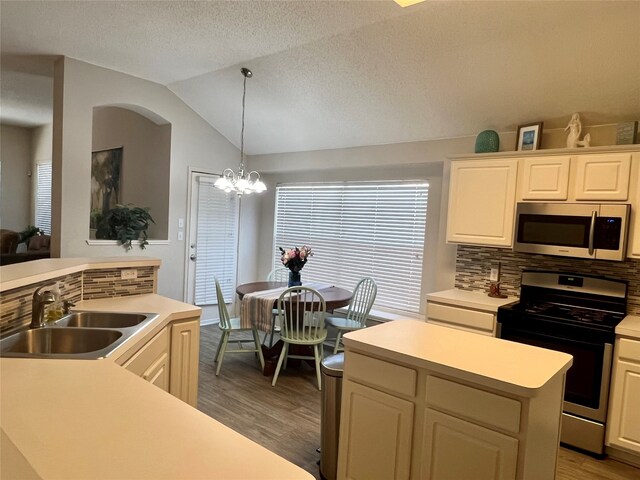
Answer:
[
  {"left": 0, "top": 266, "right": 157, "bottom": 335},
  {"left": 455, "top": 245, "right": 640, "bottom": 315}
]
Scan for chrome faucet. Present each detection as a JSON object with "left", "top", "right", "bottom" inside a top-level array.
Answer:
[{"left": 31, "top": 285, "right": 56, "bottom": 329}]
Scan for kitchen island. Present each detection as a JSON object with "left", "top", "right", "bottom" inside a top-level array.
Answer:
[{"left": 337, "top": 320, "right": 573, "bottom": 480}]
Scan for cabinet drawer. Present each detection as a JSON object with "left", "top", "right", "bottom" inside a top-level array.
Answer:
[
  {"left": 426, "top": 375, "right": 521, "bottom": 434},
  {"left": 618, "top": 338, "right": 640, "bottom": 362},
  {"left": 426, "top": 302, "right": 495, "bottom": 333},
  {"left": 346, "top": 352, "right": 417, "bottom": 397},
  {"left": 124, "top": 327, "right": 169, "bottom": 377}
]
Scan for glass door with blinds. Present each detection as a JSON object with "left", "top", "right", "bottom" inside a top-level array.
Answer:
[
  {"left": 185, "top": 172, "right": 239, "bottom": 320},
  {"left": 35, "top": 162, "right": 52, "bottom": 234},
  {"left": 273, "top": 181, "right": 429, "bottom": 314}
]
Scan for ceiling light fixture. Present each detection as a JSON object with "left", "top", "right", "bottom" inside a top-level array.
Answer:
[{"left": 215, "top": 67, "right": 266, "bottom": 196}]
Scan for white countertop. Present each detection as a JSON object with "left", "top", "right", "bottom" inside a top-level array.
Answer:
[
  {"left": 426, "top": 288, "right": 518, "bottom": 312},
  {"left": 343, "top": 320, "right": 573, "bottom": 397},
  {"left": 0, "top": 293, "right": 313, "bottom": 480},
  {"left": 0, "top": 257, "right": 161, "bottom": 291},
  {"left": 617, "top": 315, "right": 640, "bottom": 339}
]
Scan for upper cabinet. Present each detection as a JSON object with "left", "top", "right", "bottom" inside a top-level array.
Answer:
[
  {"left": 519, "top": 156, "right": 571, "bottom": 200},
  {"left": 574, "top": 153, "right": 632, "bottom": 201},
  {"left": 447, "top": 159, "right": 518, "bottom": 248}
]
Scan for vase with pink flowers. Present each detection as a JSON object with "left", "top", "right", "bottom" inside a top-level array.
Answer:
[{"left": 279, "top": 245, "right": 313, "bottom": 287}]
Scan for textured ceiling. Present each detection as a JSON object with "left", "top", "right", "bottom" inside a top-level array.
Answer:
[{"left": 1, "top": 1, "right": 639, "bottom": 154}]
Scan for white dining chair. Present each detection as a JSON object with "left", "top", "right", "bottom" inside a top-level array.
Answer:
[
  {"left": 272, "top": 286, "right": 327, "bottom": 390},
  {"left": 213, "top": 277, "right": 265, "bottom": 376},
  {"left": 267, "top": 267, "right": 289, "bottom": 283},
  {"left": 325, "top": 277, "right": 377, "bottom": 354}
]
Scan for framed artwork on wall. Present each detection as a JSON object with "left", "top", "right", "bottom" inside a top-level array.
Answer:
[
  {"left": 515, "top": 122, "right": 543, "bottom": 151},
  {"left": 90, "top": 147, "right": 123, "bottom": 230}
]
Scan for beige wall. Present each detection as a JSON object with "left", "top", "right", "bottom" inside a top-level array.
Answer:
[
  {"left": 1, "top": 124, "right": 31, "bottom": 231},
  {"left": 52, "top": 57, "right": 240, "bottom": 299},
  {"left": 92, "top": 106, "right": 171, "bottom": 239}
]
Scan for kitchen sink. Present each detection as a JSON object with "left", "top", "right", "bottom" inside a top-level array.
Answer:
[
  {"left": 0, "top": 311, "right": 159, "bottom": 359},
  {"left": 0, "top": 328, "right": 123, "bottom": 358},
  {"left": 54, "top": 312, "right": 150, "bottom": 329}
]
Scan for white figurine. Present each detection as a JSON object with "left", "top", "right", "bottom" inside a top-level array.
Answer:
[{"left": 565, "top": 113, "right": 591, "bottom": 148}]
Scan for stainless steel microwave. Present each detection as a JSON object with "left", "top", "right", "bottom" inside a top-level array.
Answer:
[{"left": 514, "top": 203, "right": 630, "bottom": 261}]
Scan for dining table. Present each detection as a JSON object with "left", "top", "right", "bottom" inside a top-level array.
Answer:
[{"left": 235, "top": 281, "right": 353, "bottom": 375}]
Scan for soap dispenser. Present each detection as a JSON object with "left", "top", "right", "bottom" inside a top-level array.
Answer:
[{"left": 46, "top": 282, "right": 63, "bottom": 321}]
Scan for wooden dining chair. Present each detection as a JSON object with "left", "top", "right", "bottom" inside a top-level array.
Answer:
[
  {"left": 213, "top": 277, "right": 265, "bottom": 376},
  {"left": 263, "top": 267, "right": 289, "bottom": 347},
  {"left": 272, "top": 286, "right": 327, "bottom": 390},
  {"left": 325, "top": 277, "right": 377, "bottom": 354}
]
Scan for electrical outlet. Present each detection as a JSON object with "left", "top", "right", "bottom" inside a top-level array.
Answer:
[
  {"left": 121, "top": 269, "right": 138, "bottom": 280},
  {"left": 178, "top": 218, "right": 184, "bottom": 229},
  {"left": 489, "top": 268, "right": 499, "bottom": 282},
  {"left": 178, "top": 231, "right": 184, "bottom": 241}
]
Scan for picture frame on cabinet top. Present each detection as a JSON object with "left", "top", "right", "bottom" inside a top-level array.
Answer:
[{"left": 515, "top": 122, "right": 543, "bottom": 151}]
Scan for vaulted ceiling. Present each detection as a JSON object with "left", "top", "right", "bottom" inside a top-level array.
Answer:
[{"left": 1, "top": 1, "right": 639, "bottom": 155}]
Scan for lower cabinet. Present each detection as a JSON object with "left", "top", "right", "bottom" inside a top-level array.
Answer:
[
  {"left": 426, "top": 301, "right": 496, "bottom": 336},
  {"left": 338, "top": 351, "right": 563, "bottom": 480},
  {"left": 170, "top": 318, "right": 200, "bottom": 407},
  {"left": 606, "top": 337, "right": 640, "bottom": 455},
  {"left": 123, "top": 326, "right": 170, "bottom": 391},
  {"left": 121, "top": 316, "right": 200, "bottom": 405},
  {"left": 339, "top": 381, "right": 414, "bottom": 480},
  {"left": 421, "top": 409, "right": 518, "bottom": 480}
]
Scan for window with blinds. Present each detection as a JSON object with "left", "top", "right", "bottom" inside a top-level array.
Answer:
[
  {"left": 194, "top": 176, "right": 239, "bottom": 306},
  {"left": 35, "top": 162, "right": 52, "bottom": 234},
  {"left": 273, "top": 181, "right": 429, "bottom": 314}
]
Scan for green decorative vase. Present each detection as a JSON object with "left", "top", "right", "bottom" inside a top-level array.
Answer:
[{"left": 475, "top": 130, "right": 500, "bottom": 153}]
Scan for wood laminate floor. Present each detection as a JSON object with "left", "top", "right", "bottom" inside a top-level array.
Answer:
[{"left": 197, "top": 324, "right": 640, "bottom": 480}]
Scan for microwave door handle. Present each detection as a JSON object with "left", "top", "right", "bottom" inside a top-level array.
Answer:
[{"left": 588, "top": 210, "right": 597, "bottom": 256}]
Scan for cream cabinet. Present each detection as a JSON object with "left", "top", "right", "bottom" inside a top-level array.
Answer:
[
  {"left": 574, "top": 153, "right": 632, "bottom": 201},
  {"left": 339, "top": 381, "right": 414, "bottom": 480},
  {"left": 421, "top": 409, "right": 518, "bottom": 480},
  {"left": 426, "top": 302, "right": 496, "bottom": 336},
  {"left": 124, "top": 326, "right": 170, "bottom": 391},
  {"left": 446, "top": 159, "right": 518, "bottom": 247},
  {"left": 628, "top": 159, "right": 640, "bottom": 258},
  {"left": 606, "top": 337, "right": 640, "bottom": 455},
  {"left": 519, "top": 155, "right": 571, "bottom": 200},
  {"left": 169, "top": 317, "right": 200, "bottom": 407},
  {"left": 337, "top": 340, "right": 566, "bottom": 480}
]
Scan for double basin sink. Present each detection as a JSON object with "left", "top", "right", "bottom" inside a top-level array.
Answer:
[{"left": 0, "top": 312, "right": 158, "bottom": 360}]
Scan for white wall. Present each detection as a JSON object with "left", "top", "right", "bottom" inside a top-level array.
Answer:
[
  {"left": 0, "top": 124, "right": 31, "bottom": 231},
  {"left": 92, "top": 106, "right": 171, "bottom": 239},
  {"left": 52, "top": 57, "right": 240, "bottom": 299}
]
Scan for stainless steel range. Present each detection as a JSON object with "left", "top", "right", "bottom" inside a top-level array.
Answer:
[{"left": 497, "top": 271, "right": 627, "bottom": 455}]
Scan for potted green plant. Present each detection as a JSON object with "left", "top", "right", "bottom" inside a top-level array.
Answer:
[
  {"left": 18, "top": 225, "right": 44, "bottom": 246},
  {"left": 95, "top": 204, "right": 155, "bottom": 251}
]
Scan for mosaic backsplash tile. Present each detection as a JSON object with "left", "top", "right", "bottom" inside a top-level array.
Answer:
[
  {"left": 455, "top": 245, "right": 640, "bottom": 315},
  {"left": 0, "top": 273, "right": 82, "bottom": 335},
  {"left": 83, "top": 267, "right": 155, "bottom": 300},
  {"left": 1, "top": 266, "right": 157, "bottom": 335}
]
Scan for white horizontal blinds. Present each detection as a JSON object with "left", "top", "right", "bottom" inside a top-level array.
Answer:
[
  {"left": 194, "top": 175, "right": 239, "bottom": 306},
  {"left": 274, "top": 181, "right": 428, "bottom": 313},
  {"left": 35, "top": 162, "right": 52, "bottom": 234}
]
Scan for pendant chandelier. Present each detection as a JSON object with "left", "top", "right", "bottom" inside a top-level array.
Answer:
[{"left": 215, "top": 67, "right": 266, "bottom": 195}]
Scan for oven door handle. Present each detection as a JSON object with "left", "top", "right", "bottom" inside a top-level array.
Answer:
[{"left": 588, "top": 210, "right": 597, "bottom": 256}]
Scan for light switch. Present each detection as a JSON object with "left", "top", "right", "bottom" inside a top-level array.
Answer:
[
  {"left": 489, "top": 268, "right": 499, "bottom": 282},
  {"left": 178, "top": 231, "right": 184, "bottom": 241},
  {"left": 178, "top": 218, "right": 184, "bottom": 229}
]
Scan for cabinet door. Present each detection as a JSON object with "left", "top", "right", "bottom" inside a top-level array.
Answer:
[
  {"left": 124, "top": 327, "right": 170, "bottom": 392},
  {"left": 607, "top": 339, "right": 640, "bottom": 453},
  {"left": 338, "top": 380, "right": 414, "bottom": 480},
  {"left": 574, "top": 153, "right": 631, "bottom": 200},
  {"left": 421, "top": 408, "right": 518, "bottom": 480},
  {"left": 447, "top": 159, "right": 518, "bottom": 247},
  {"left": 629, "top": 158, "right": 640, "bottom": 258},
  {"left": 169, "top": 318, "right": 200, "bottom": 407},
  {"left": 520, "top": 156, "right": 571, "bottom": 200}
]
